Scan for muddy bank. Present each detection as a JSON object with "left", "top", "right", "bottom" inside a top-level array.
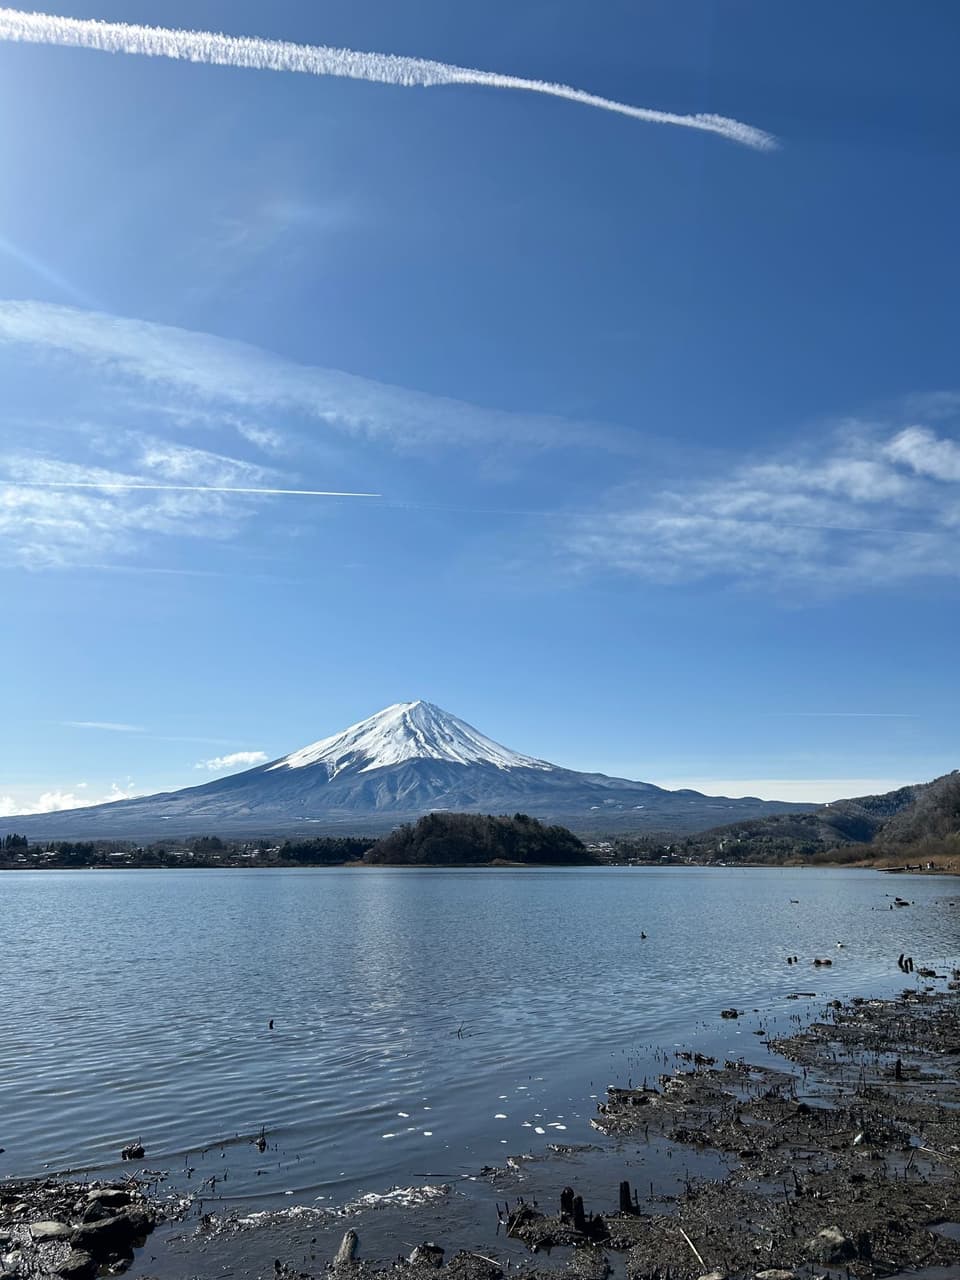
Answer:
[
  {"left": 459, "top": 1001, "right": 958, "bottom": 1278},
  {"left": 579, "top": 986, "right": 960, "bottom": 1277}
]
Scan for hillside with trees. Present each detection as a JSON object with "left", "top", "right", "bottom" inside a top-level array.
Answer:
[
  {"left": 363, "top": 812, "right": 594, "bottom": 866},
  {"left": 611, "top": 771, "right": 960, "bottom": 869}
]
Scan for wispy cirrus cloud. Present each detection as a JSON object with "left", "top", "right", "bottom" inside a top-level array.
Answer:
[
  {"left": 0, "top": 454, "right": 256, "bottom": 568},
  {"left": 0, "top": 301, "right": 628, "bottom": 453},
  {"left": 139, "top": 403, "right": 291, "bottom": 456},
  {"left": 0, "top": 8, "right": 775, "bottom": 151},
  {"left": 215, "top": 196, "right": 358, "bottom": 261},
  {"left": 195, "top": 750, "right": 268, "bottom": 772},
  {"left": 561, "top": 419, "right": 960, "bottom": 591},
  {"left": 0, "top": 405, "right": 376, "bottom": 568},
  {"left": 0, "top": 297, "right": 642, "bottom": 566}
]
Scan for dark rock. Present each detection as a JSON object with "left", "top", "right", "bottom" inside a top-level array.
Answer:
[
  {"left": 720, "top": 1008, "right": 739, "bottom": 1019},
  {"left": 56, "top": 1249, "right": 97, "bottom": 1280},
  {"left": 71, "top": 1207, "right": 154, "bottom": 1259},
  {"left": 81, "top": 1200, "right": 113, "bottom": 1223},
  {"left": 408, "top": 1243, "right": 445, "bottom": 1268}
]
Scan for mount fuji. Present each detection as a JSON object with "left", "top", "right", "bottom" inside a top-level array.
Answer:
[{"left": 6, "top": 701, "right": 811, "bottom": 839}]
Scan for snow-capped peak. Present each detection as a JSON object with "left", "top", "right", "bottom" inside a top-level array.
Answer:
[{"left": 268, "top": 701, "right": 554, "bottom": 777}]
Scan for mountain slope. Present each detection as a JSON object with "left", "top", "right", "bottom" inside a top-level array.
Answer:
[
  {"left": 2, "top": 701, "right": 813, "bottom": 839},
  {"left": 649, "top": 771, "right": 960, "bottom": 863}
]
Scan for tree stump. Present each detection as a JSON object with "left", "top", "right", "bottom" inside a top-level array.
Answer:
[
  {"left": 572, "top": 1195, "right": 587, "bottom": 1234},
  {"left": 560, "top": 1187, "right": 575, "bottom": 1222}
]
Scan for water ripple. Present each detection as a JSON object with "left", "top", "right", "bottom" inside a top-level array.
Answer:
[{"left": 1, "top": 867, "right": 956, "bottom": 1203}]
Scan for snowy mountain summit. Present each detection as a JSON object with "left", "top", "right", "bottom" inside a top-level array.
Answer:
[{"left": 270, "top": 700, "right": 553, "bottom": 777}]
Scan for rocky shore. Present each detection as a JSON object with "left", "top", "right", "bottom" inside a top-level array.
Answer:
[
  {"left": 0, "top": 1178, "right": 166, "bottom": 1280},
  {"left": 3, "top": 985, "right": 958, "bottom": 1280}
]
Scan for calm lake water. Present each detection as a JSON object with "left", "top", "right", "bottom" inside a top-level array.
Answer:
[{"left": 1, "top": 867, "right": 957, "bottom": 1210}]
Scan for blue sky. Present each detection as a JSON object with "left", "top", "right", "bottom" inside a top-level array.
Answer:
[{"left": 1, "top": 0, "right": 958, "bottom": 815}]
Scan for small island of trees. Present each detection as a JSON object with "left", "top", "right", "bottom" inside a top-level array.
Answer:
[{"left": 364, "top": 812, "right": 594, "bottom": 866}]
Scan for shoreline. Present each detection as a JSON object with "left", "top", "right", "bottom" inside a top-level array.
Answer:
[
  {"left": 179, "top": 982, "right": 960, "bottom": 1280},
  {"left": 3, "top": 860, "right": 959, "bottom": 875},
  {"left": 5, "top": 981, "right": 959, "bottom": 1280}
]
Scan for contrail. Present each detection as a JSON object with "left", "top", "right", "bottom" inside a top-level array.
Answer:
[
  {"left": 0, "top": 7, "right": 776, "bottom": 151},
  {"left": 774, "top": 712, "right": 917, "bottom": 719},
  {"left": 8, "top": 480, "right": 381, "bottom": 497}
]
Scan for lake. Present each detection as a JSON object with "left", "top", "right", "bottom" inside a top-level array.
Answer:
[{"left": 1, "top": 866, "right": 957, "bottom": 1211}]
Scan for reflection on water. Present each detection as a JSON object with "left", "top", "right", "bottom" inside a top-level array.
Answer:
[{"left": 1, "top": 866, "right": 956, "bottom": 1204}]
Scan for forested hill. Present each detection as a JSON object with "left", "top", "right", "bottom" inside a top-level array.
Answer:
[
  {"left": 363, "top": 812, "right": 594, "bottom": 866},
  {"left": 617, "top": 770, "right": 960, "bottom": 866}
]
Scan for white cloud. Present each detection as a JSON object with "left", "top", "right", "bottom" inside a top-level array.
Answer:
[
  {"left": 1, "top": 431, "right": 379, "bottom": 569},
  {"left": 134, "top": 437, "right": 276, "bottom": 486},
  {"left": 0, "top": 299, "right": 641, "bottom": 567},
  {"left": 0, "top": 301, "right": 629, "bottom": 453},
  {"left": 562, "top": 420, "right": 960, "bottom": 590},
  {"left": 195, "top": 750, "right": 268, "bottom": 772},
  {"left": 0, "top": 781, "right": 138, "bottom": 816},
  {"left": 0, "top": 457, "right": 243, "bottom": 568},
  {"left": 130, "top": 402, "right": 292, "bottom": 456},
  {"left": 234, "top": 422, "right": 287, "bottom": 454},
  {"left": 884, "top": 425, "right": 960, "bottom": 483},
  {"left": 0, "top": 9, "right": 775, "bottom": 150}
]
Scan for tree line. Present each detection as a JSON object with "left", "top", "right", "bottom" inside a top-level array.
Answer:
[{"left": 364, "top": 811, "right": 593, "bottom": 866}]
